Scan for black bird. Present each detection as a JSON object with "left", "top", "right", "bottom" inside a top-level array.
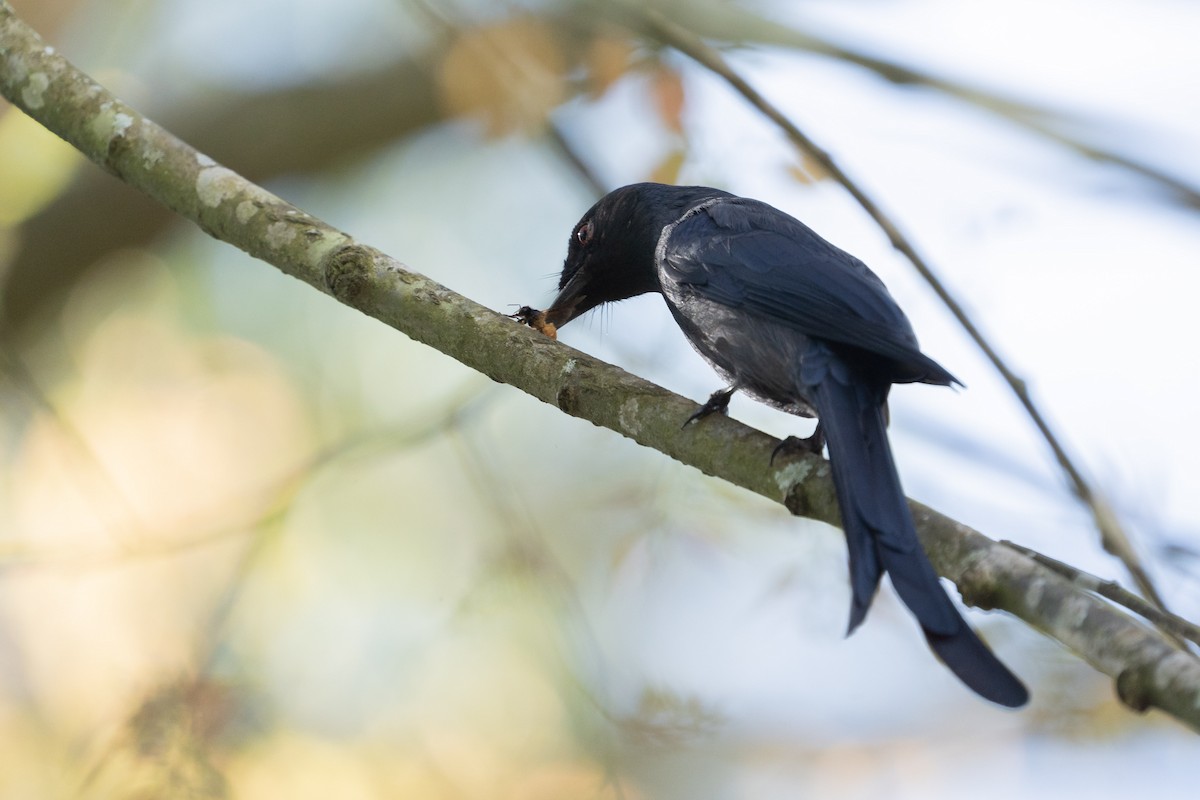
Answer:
[{"left": 539, "top": 182, "right": 1028, "bottom": 707}]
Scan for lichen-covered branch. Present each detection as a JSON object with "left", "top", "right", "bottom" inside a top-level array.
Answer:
[
  {"left": 2, "top": 1, "right": 1198, "bottom": 732},
  {"left": 0, "top": 52, "right": 444, "bottom": 333},
  {"left": 1002, "top": 541, "right": 1200, "bottom": 649}
]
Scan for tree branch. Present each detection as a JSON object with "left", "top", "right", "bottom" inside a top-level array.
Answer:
[
  {"left": 1002, "top": 541, "right": 1200, "bottom": 649},
  {"left": 2, "top": 1, "right": 1198, "bottom": 732},
  {"left": 0, "top": 44, "right": 444, "bottom": 334}
]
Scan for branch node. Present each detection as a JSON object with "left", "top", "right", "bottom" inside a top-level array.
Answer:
[
  {"left": 782, "top": 485, "right": 810, "bottom": 518},
  {"left": 324, "top": 244, "right": 373, "bottom": 302},
  {"left": 781, "top": 458, "right": 833, "bottom": 521},
  {"left": 955, "top": 566, "right": 1003, "bottom": 612},
  {"left": 1115, "top": 666, "right": 1154, "bottom": 713},
  {"left": 556, "top": 377, "right": 583, "bottom": 416}
]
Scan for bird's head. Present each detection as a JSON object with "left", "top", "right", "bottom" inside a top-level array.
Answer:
[{"left": 543, "top": 184, "right": 669, "bottom": 329}]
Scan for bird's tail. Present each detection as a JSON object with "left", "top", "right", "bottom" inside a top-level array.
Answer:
[{"left": 813, "top": 377, "right": 1029, "bottom": 707}]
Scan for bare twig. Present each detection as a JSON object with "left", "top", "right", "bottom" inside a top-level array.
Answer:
[
  {"left": 620, "top": 4, "right": 1171, "bottom": 616},
  {"left": 1002, "top": 541, "right": 1199, "bottom": 650},
  {"left": 4, "top": 1, "right": 1199, "bottom": 731},
  {"left": 656, "top": 1, "right": 1200, "bottom": 210}
]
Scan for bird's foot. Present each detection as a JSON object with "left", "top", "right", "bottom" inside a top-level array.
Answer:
[
  {"left": 770, "top": 425, "right": 825, "bottom": 465},
  {"left": 683, "top": 386, "right": 736, "bottom": 429}
]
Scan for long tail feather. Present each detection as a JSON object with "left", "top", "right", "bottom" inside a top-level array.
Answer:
[{"left": 813, "top": 376, "right": 1028, "bottom": 707}]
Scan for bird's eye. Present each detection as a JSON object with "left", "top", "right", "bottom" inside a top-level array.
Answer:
[{"left": 576, "top": 220, "right": 594, "bottom": 245}]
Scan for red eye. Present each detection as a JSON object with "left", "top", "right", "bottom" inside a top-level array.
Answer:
[{"left": 576, "top": 220, "right": 594, "bottom": 245}]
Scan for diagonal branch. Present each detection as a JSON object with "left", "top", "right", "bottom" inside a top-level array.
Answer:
[
  {"left": 618, "top": 4, "right": 1171, "bottom": 618},
  {"left": 0, "top": 49, "right": 446, "bottom": 334},
  {"left": 2, "top": 1, "right": 1198, "bottom": 731}
]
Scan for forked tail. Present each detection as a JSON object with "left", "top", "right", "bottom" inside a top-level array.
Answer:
[{"left": 814, "top": 376, "right": 1028, "bottom": 707}]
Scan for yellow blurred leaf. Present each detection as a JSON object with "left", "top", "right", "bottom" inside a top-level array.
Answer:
[
  {"left": 649, "top": 65, "right": 686, "bottom": 134},
  {"left": 0, "top": 108, "right": 84, "bottom": 225},
  {"left": 227, "top": 734, "right": 380, "bottom": 800},
  {"left": 437, "top": 16, "right": 567, "bottom": 136},
  {"left": 508, "top": 762, "right": 638, "bottom": 800},
  {"left": 787, "top": 151, "right": 830, "bottom": 185},
  {"left": 647, "top": 149, "right": 686, "bottom": 185},
  {"left": 584, "top": 34, "right": 636, "bottom": 97},
  {"left": 2, "top": 253, "right": 315, "bottom": 740}
]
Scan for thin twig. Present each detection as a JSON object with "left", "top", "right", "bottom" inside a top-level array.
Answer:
[
  {"left": 621, "top": 4, "right": 1170, "bottom": 615},
  {"left": 663, "top": 3, "right": 1200, "bottom": 210},
  {"left": 1003, "top": 541, "right": 1197, "bottom": 650},
  {"left": 546, "top": 122, "right": 610, "bottom": 198}
]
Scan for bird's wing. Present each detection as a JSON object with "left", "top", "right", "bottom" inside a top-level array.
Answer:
[{"left": 659, "top": 198, "right": 956, "bottom": 385}]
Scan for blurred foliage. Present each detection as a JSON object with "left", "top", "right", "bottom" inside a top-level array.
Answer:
[
  {"left": 2, "top": 0, "right": 1197, "bottom": 797},
  {"left": 0, "top": 109, "right": 83, "bottom": 225},
  {"left": 435, "top": 15, "right": 567, "bottom": 136}
]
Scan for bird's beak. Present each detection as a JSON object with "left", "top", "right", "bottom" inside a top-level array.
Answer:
[{"left": 543, "top": 271, "right": 589, "bottom": 328}]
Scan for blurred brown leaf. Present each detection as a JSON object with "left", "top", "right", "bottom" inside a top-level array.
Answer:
[
  {"left": 8, "top": 0, "right": 84, "bottom": 43},
  {"left": 437, "top": 16, "right": 567, "bottom": 136},
  {"left": 648, "top": 148, "right": 686, "bottom": 185},
  {"left": 620, "top": 686, "right": 724, "bottom": 748},
  {"left": 649, "top": 64, "right": 686, "bottom": 134},
  {"left": 787, "top": 151, "right": 830, "bottom": 184},
  {"left": 584, "top": 34, "right": 637, "bottom": 97},
  {"left": 80, "top": 679, "right": 232, "bottom": 800}
]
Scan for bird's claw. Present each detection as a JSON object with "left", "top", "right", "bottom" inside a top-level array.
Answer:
[
  {"left": 770, "top": 427, "right": 826, "bottom": 465},
  {"left": 683, "top": 387, "right": 735, "bottom": 429}
]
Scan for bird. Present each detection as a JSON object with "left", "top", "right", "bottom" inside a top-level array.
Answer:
[{"left": 534, "top": 182, "right": 1028, "bottom": 707}]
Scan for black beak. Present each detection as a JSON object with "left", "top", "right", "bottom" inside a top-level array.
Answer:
[{"left": 543, "top": 270, "right": 590, "bottom": 328}]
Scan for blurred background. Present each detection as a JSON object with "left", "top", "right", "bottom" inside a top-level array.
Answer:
[{"left": 2, "top": 0, "right": 1199, "bottom": 797}]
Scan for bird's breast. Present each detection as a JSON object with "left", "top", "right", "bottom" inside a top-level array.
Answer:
[{"left": 660, "top": 283, "right": 820, "bottom": 419}]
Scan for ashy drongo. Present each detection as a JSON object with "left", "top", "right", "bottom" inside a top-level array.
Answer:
[{"left": 529, "top": 182, "right": 1028, "bottom": 708}]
